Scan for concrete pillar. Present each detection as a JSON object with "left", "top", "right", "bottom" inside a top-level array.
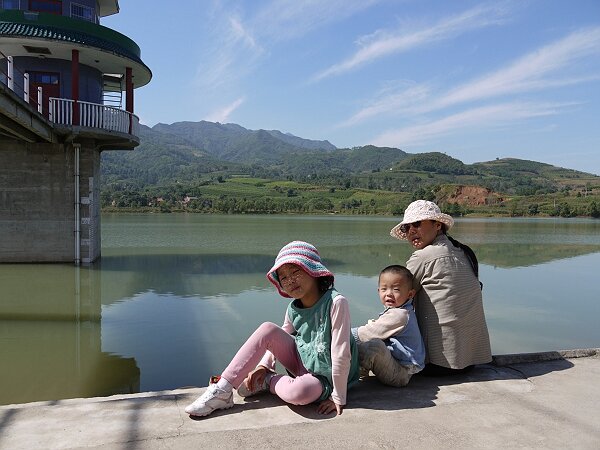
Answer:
[
  {"left": 0, "top": 140, "right": 74, "bottom": 262},
  {"left": 0, "top": 139, "right": 102, "bottom": 263}
]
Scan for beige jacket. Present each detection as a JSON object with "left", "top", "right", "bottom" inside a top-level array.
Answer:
[
  {"left": 407, "top": 234, "right": 492, "bottom": 369},
  {"left": 355, "top": 308, "right": 409, "bottom": 342}
]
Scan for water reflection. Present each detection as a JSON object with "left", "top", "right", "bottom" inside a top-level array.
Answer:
[
  {"left": 98, "top": 242, "right": 600, "bottom": 304},
  {"left": 98, "top": 253, "right": 275, "bottom": 302},
  {"left": 481, "top": 252, "right": 600, "bottom": 353},
  {"left": 1, "top": 215, "right": 599, "bottom": 405},
  {"left": 453, "top": 217, "right": 600, "bottom": 245},
  {"left": 0, "top": 266, "right": 139, "bottom": 405},
  {"left": 474, "top": 243, "right": 600, "bottom": 268}
]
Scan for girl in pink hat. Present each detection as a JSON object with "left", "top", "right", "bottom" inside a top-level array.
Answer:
[{"left": 185, "top": 241, "right": 359, "bottom": 418}]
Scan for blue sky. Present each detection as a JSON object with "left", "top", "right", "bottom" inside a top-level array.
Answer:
[{"left": 104, "top": 1, "right": 600, "bottom": 175}]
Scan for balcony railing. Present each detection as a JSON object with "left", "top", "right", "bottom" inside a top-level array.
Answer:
[{"left": 49, "top": 97, "right": 139, "bottom": 136}]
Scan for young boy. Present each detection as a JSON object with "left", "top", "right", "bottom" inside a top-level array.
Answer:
[{"left": 351, "top": 265, "right": 425, "bottom": 387}]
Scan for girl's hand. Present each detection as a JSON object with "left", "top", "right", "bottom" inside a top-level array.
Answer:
[
  {"left": 245, "top": 366, "right": 268, "bottom": 392},
  {"left": 317, "top": 398, "right": 343, "bottom": 415}
]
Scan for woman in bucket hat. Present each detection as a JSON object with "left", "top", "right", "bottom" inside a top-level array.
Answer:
[
  {"left": 185, "top": 241, "right": 359, "bottom": 418},
  {"left": 391, "top": 200, "right": 492, "bottom": 375}
]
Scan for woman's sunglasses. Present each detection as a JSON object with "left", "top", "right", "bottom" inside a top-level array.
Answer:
[{"left": 399, "top": 221, "right": 423, "bottom": 234}]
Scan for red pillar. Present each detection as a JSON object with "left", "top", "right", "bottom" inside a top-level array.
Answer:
[
  {"left": 126, "top": 67, "right": 134, "bottom": 113},
  {"left": 72, "top": 49, "right": 79, "bottom": 126},
  {"left": 126, "top": 67, "right": 134, "bottom": 133}
]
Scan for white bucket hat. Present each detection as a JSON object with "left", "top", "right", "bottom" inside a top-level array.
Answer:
[{"left": 390, "top": 200, "right": 454, "bottom": 240}]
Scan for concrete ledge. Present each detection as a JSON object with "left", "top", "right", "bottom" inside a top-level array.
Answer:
[
  {"left": 492, "top": 347, "right": 599, "bottom": 366},
  {"left": 1, "top": 350, "right": 599, "bottom": 449}
]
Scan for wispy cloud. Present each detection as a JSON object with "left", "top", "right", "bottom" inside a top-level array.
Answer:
[
  {"left": 312, "top": 4, "right": 509, "bottom": 82},
  {"left": 193, "top": 16, "right": 263, "bottom": 91},
  {"left": 195, "top": 0, "right": 381, "bottom": 90},
  {"left": 229, "top": 16, "right": 260, "bottom": 50},
  {"left": 254, "top": 0, "right": 382, "bottom": 41},
  {"left": 428, "top": 27, "right": 600, "bottom": 111},
  {"left": 205, "top": 97, "right": 246, "bottom": 123},
  {"left": 371, "top": 101, "right": 572, "bottom": 147},
  {"left": 342, "top": 26, "right": 600, "bottom": 128},
  {"left": 337, "top": 82, "right": 430, "bottom": 127}
]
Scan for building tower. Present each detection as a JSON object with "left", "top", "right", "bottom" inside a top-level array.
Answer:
[{"left": 0, "top": 1, "right": 151, "bottom": 263}]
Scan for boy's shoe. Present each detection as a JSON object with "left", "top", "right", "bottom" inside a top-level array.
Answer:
[
  {"left": 237, "top": 372, "right": 274, "bottom": 398},
  {"left": 184, "top": 384, "right": 234, "bottom": 417}
]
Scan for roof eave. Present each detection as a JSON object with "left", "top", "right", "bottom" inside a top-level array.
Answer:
[{"left": 98, "top": 0, "right": 120, "bottom": 18}]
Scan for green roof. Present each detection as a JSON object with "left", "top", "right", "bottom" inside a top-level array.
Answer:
[
  {"left": 0, "top": 21, "right": 143, "bottom": 65},
  {"left": 0, "top": 10, "right": 151, "bottom": 86},
  {"left": 0, "top": 19, "right": 144, "bottom": 66}
]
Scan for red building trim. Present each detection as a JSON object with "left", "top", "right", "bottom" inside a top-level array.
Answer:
[
  {"left": 126, "top": 66, "right": 133, "bottom": 133},
  {"left": 71, "top": 49, "right": 79, "bottom": 126}
]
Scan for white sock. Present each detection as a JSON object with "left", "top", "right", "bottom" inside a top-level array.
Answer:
[{"left": 216, "top": 377, "right": 233, "bottom": 392}]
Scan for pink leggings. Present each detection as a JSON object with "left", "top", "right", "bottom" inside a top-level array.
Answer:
[{"left": 221, "top": 322, "right": 323, "bottom": 405}]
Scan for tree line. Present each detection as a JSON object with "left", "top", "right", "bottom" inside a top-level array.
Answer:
[{"left": 100, "top": 178, "right": 600, "bottom": 218}]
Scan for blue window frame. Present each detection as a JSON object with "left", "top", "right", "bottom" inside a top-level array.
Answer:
[
  {"left": 30, "top": 72, "right": 60, "bottom": 85},
  {"left": 71, "top": 3, "right": 95, "bottom": 22},
  {"left": 1, "top": 0, "right": 22, "bottom": 10},
  {"left": 28, "top": 0, "right": 62, "bottom": 15}
]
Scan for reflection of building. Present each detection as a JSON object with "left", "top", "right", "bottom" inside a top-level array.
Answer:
[
  {"left": 0, "top": 265, "right": 139, "bottom": 405},
  {"left": 0, "top": 1, "right": 151, "bottom": 263}
]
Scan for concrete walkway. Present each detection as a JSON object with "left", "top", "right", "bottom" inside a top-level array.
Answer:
[{"left": 1, "top": 350, "right": 599, "bottom": 449}]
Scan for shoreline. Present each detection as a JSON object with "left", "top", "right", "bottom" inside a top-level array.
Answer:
[{"left": 100, "top": 208, "right": 600, "bottom": 219}]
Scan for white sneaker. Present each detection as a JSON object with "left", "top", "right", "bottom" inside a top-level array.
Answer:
[
  {"left": 237, "top": 372, "right": 273, "bottom": 398},
  {"left": 184, "top": 384, "right": 234, "bottom": 417}
]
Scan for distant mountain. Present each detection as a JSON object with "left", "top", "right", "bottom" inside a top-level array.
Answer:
[
  {"left": 265, "top": 129, "right": 336, "bottom": 151},
  {"left": 151, "top": 121, "right": 335, "bottom": 163},
  {"left": 101, "top": 124, "right": 242, "bottom": 186},
  {"left": 101, "top": 120, "right": 599, "bottom": 197},
  {"left": 268, "top": 145, "right": 409, "bottom": 176}
]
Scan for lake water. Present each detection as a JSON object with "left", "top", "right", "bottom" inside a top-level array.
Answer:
[{"left": 1, "top": 214, "right": 599, "bottom": 405}]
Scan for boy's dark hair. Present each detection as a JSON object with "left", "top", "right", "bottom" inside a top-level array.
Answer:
[
  {"left": 317, "top": 275, "right": 335, "bottom": 294},
  {"left": 379, "top": 265, "right": 414, "bottom": 283}
]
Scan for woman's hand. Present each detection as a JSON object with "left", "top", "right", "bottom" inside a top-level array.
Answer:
[
  {"left": 245, "top": 366, "right": 267, "bottom": 392},
  {"left": 317, "top": 398, "right": 344, "bottom": 415}
]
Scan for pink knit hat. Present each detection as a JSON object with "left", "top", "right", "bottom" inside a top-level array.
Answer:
[{"left": 267, "top": 241, "right": 334, "bottom": 298}]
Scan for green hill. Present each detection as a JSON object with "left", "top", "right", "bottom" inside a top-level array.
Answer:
[
  {"left": 99, "top": 120, "right": 600, "bottom": 217},
  {"left": 395, "top": 152, "right": 475, "bottom": 175},
  {"left": 262, "top": 145, "right": 409, "bottom": 178}
]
